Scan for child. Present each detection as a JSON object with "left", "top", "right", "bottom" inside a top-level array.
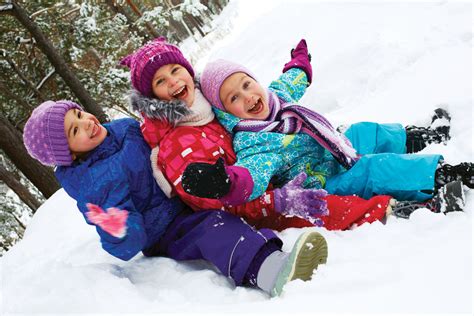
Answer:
[
  {"left": 187, "top": 54, "right": 471, "bottom": 211},
  {"left": 22, "top": 100, "right": 329, "bottom": 297},
  {"left": 120, "top": 37, "right": 461, "bottom": 231}
]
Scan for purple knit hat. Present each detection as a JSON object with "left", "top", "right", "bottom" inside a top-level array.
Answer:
[
  {"left": 23, "top": 100, "right": 82, "bottom": 166},
  {"left": 120, "top": 36, "right": 195, "bottom": 97},
  {"left": 200, "top": 59, "right": 257, "bottom": 111}
]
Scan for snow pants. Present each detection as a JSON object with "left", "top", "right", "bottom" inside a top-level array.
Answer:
[
  {"left": 326, "top": 122, "right": 442, "bottom": 201},
  {"left": 154, "top": 209, "right": 282, "bottom": 286}
]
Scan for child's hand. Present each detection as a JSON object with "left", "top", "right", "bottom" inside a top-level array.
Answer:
[
  {"left": 283, "top": 39, "right": 313, "bottom": 83},
  {"left": 274, "top": 172, "right": 328, "bottom": 222},
  {"left": 291, "top": 42, "right": 312, "bottom": 62},
  {"left": 182, "top": 158, "right": 231, "bottom": 199},
  {"left": 85, "top": 203, "right": 128, "bottom": 238}
]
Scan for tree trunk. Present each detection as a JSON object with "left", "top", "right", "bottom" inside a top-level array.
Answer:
[
  {"left": 168, "top": 18, "right": 186, "bottom": 41},
  {"left": 0, "top": 163, "right": 42, "bottom": 212},
  {"left": 187, "top": 14, "right": 206, "bottom": 37},
  {"left": 0, "top": 112, "right": 60, "bottom": 198},
  {"left": 10, "top": 1, "right": 108, "bottom": 123}
]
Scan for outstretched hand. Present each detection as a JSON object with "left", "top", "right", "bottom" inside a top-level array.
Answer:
[
  {"left": 290, "top": 39, "right": 312, "bottom": 62},
  {"left": 85, "top": 203, "right": 128, "bottom": 238},
  {"left": 274, "top": 172, "right": 328, "bottom": 222},
  {"left": 283, "top": 39, "right": 313, "bottom": 83}
]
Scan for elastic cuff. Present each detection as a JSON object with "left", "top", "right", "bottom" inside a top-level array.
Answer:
[
  {"left": 219, "top": 165, "right": 254, "bottom": 206},
  {"left": 282, "top": 64, "right": 312, "bottom": 83},
  {"left": 273, "top": 188, "right": 285, "bottom": 214}
]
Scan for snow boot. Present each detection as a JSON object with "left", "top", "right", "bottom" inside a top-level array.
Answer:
[
  {"left": 405, "top": 107, "right": 451, "bottom": 153},
  {"left": 257, "top": 231, "right": 328, "bottom": 297},
  {"left": 392, "top": 181, "right": 465, "bottom": 219},
  {"left": 430, "top": 107, "right": 451, "bottom": 141},
  {"left": 435, "top": 162, "right": 474, "bottom": 189}
]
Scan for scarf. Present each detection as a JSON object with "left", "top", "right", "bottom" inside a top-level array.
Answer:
[{"left": 233, "top": 90, "right": 359, "bottom": 169}]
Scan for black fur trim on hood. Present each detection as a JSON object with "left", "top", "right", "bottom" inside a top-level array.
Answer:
[{"left": 129, "top": 90, "right": 192, "bottom": 126}]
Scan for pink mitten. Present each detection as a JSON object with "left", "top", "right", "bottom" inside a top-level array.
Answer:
[{"left": 85, "top": 203, "right": 128, "bottom": 238}]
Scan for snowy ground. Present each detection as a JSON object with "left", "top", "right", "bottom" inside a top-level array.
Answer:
[{"left": 1, "top": 0, "right": 472, "bottom": 315}]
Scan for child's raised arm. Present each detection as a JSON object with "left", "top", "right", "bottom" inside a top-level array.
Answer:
[{"left": 269, "top": 39, "right": 313, "bottom": 103}]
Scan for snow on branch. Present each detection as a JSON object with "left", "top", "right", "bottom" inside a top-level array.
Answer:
[{"left": 0, "top": 3, "right": 13, "bottom": 13}]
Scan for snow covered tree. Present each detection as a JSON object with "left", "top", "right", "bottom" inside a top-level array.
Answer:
[{"left": 7, "top": 0, "right": 108, "bottom": 122}]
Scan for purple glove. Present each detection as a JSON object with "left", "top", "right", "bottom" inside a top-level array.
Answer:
[
  {"left": 282, "top": 39, "right": 313, "bottom": 83},
  {"left": 274, "top": 172, "right": 328, "bottom": 223}
]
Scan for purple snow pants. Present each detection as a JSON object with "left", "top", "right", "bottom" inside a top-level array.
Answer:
[{"left": 146, "top": 209, "right": 282, "bottom": 286}]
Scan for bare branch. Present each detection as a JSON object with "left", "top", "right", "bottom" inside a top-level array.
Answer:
[{"left": 36, "top": 68, "right": 56, "bottom": 91}]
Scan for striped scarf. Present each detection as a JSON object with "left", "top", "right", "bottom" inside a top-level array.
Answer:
[{"left": 233, "top": 91, "right": 359, "bottom": 169}]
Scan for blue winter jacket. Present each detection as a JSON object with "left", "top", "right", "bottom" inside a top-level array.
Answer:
[{"left": 56, "top": 118, "right": 184, "bottom": 261}]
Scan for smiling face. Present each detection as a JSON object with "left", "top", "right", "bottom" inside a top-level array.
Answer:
[
  {"left": 219, "top": 72, "right": 269, "bottom": 120},
  {"left": 151, "top": 63, "right": 195, "bottom": 107},
  {"left": 64, "top": 108, "right": 107, "bottom": 160}
]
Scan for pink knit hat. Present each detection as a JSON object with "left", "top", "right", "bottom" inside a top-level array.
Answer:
[
  {"left": 200, "top": 59, "right": 257, "bottom": 111},
  {"left": 120, "top": 37, "right": 195, "bottom": 97},
  {"left": 23, "top": 100, "right": 83, "bottom": 166}
]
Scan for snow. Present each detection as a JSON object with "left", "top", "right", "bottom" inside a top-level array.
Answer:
[{"left": 1, "top": 0, "right": 472, "bottom": 314}]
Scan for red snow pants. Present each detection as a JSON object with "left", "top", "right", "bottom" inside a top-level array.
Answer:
[{"left": 254, "top": 194, "right": 392, "bottom": 231}]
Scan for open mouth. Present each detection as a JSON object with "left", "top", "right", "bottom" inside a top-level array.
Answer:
[
  {"left": 171, "top": 86, "right": 188, "bottom": 100},
  {"left": 90, "top": 123, "right": 100, "bottom": 138},
  {"left": 248, "top": 99, "right": 264, "bottom": 115}
]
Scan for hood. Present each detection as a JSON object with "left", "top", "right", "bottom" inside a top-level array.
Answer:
[{"left": 129, "top": 89, "right": 192, "bottom": 126}]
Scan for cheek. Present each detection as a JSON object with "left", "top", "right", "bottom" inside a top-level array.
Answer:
[
  {"left": 152, "top": 85, "right": 170, "bottom": 100},
  {"left": 186, "top": 77, "right": 195, "bottom": 88},
  {"left": 226, "top": 102, "right": 242, "bottom": 117}
]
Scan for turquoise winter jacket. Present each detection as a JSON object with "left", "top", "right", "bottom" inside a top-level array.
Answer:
[{"left": 215, "top": 68, "right": 442, "bottom": 202}]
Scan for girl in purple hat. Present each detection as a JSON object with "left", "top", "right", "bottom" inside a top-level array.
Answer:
[
  {"left": 187, "top": 43, "right": 472, "bottom": 219},
  {"left": 22, "top": 99, "right": 331, "bottom": 297}
]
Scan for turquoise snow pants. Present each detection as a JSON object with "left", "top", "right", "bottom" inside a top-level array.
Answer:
[{"left": 326, "top": 122, "right": 442, "bottom": 201}]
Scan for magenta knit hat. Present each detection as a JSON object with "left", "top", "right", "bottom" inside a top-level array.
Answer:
[
  {"left": 120, "top": 37, "right": 195, "bottom": 97},
  {"left": 23, "top": 100, "right": 82, "bottom": 166},
  {"left": 200, "top": 59, "right": 257, "bottom": 111}
]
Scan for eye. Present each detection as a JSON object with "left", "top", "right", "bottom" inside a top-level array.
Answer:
[
  {"left": 230, "top": 95, "right": 238, "bottom": 103},
  {"left": 243, "top": 81, "right": 250, "bottom": 89},
  {"left": 73, "top": 126, "right": 78, "bottom": 136},
  {"left": 77, "top": 111, "right": 82, "bottom": 118},
  {"left": 171, "top": 66, "right": 180, "bottom": 74},
  {"left": 156, "top": 78, "right": 164, "bottom": 85}
]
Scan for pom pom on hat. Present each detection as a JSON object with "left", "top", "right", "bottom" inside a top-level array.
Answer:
[
  {"left": 119, "top": 37, "right": 194, "bottom": 97},
  {"left": 23, "top": 100, "right": 82, "bottom": 166},
  {"left": 199, "top": 59, "right": 257, "bottom": 111}
]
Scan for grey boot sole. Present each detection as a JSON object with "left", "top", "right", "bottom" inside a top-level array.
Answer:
[{"left": 271, "top": 231, "right": 328, "bottom": 297}]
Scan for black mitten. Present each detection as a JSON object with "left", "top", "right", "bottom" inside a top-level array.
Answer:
[{"left": 182, "top": 158, "right": 231, "bottom": 199}]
